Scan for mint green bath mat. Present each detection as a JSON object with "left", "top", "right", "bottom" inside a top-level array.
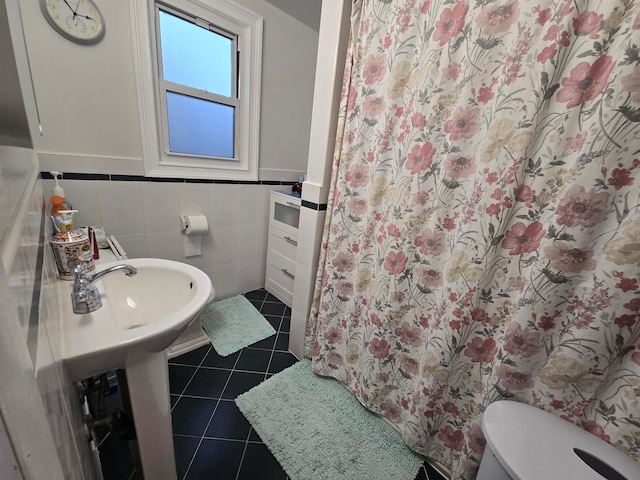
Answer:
[
  {"left": 200, "top": 295, "right": 276, "bottom": 356},
  {"left": 236, "top": 360, "right": 423, "bottom": 480}
]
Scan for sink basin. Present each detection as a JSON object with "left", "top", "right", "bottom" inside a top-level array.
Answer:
[{"left": 61, "top": 258, "right": 214, "bottom": 381}]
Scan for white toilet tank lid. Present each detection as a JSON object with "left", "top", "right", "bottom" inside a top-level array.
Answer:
[{"left": 482, "top": 401, "right": 639, "bottom": 480}]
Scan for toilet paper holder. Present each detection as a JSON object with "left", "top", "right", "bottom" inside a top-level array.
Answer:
[{"left": 180, "top": 214, "right": 208, "bottom": 234}]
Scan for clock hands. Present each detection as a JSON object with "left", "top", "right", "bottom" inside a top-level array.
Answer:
[
  {"left": 61, "top": 0, "right": 95, "bottom": 23},
  {"left": 62, "top": 0, "right": 76, "bottom": 14}
]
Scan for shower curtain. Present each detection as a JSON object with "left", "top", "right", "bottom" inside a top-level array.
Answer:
[{"left": 305, "top": 1, "right": 640, "bottom": 478}]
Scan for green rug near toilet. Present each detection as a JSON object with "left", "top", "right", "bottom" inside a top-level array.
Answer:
[
  {"left": 200, "top": 295, "right": 276, "bottom": 356},
  {"left": 236, "top": 359, "right": 423, "bottom": 480}
]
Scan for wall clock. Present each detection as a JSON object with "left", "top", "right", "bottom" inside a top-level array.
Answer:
[{"left": 40, "top": 0, "right": 105, "bottom": 45}]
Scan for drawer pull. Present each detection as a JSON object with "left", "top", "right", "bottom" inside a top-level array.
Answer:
[
  {"left": 281, "top": 268, "right": 295, "bottom": 278},
  {"left": 284, "top": 236, "right": 298, "bottom": 246},
  {"left": 286, "top": 201, "right": 301, "bottom": 209}
]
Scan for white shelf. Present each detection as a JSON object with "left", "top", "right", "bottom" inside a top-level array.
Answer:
[{"left": 265, "top": 191, "right": 300, "bottom": 307}]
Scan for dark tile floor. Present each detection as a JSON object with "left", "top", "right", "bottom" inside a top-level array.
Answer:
[{"left": 97, "top": 289, "right": 447, "bottom": 480}]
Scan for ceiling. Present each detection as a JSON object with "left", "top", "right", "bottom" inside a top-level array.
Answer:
[{"left": 264, "top": 0, "right": 322, "bottom": 31}]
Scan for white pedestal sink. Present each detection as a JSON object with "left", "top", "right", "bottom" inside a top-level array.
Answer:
[{"left": 59, "top": 258, "right": 214, "bottom": 480}]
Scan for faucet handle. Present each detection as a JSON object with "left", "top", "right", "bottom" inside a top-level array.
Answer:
[{"left": 69, "top": 261, "right": 87, "bottom": 279}]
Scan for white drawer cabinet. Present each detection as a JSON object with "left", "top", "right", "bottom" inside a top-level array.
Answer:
[{"left": 265, "top": 191, "right": 300, "bottom": 307}]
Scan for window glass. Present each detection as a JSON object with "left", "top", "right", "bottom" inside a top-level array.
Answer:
[
  {"left": 158, "top": 10, "right": 233, "bottom": 97},
  {"left": 166, "top": 92, "right": 235, "bottom": 158}
]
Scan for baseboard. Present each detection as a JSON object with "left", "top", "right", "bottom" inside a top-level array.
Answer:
[{"left": 168, "top": 331, "right": 211, "bottom": 359}]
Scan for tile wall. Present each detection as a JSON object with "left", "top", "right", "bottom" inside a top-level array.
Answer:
[
  {"left": 42, "top": 177, "right": 293, "bottom": 301},
  {"left": 1, "top": 171, "right": 98, "bottom": 478}
]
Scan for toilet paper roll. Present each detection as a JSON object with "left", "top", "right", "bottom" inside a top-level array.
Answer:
[{"left": 181, "top": 214, "right": 208, "bottom": 235}]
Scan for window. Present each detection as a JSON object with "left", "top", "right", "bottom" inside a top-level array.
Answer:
[{"left": 130, "top": 0, "right": 263, "bottom": 180}]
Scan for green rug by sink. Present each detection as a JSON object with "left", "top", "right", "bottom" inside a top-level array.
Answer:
[
  {"left": 235, "top": 360, "right": 423, "bottom": 480},
  {"left": 200, "top": 295, "right": 276, "bottom": 356}
]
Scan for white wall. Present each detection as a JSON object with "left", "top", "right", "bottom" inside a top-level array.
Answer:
[
  {"left": 19, "top": 0, "right": 319, "bottom": 181},
  {"left": 0, "top": 150, "right": 98, "bottom": 479}
]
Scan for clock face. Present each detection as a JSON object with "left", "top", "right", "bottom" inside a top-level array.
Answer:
[{"left": 40, "top": 0, "right": 105, "bottom": 45}]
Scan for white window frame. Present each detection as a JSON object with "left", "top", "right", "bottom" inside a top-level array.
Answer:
[{"left": 130, "top": 0, "right": 263, "bottom": 180}]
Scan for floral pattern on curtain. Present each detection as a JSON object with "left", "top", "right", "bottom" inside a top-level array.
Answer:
[{"left": 305, "top": 0, "right": 640, "bottom": 478}]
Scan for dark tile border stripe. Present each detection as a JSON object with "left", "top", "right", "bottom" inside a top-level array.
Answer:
[
  {"left": 28, "top": 198, "right": 47, "bottom": 365},
  {"left": 302, "top": 199, "right": 327, "bottom": 211},
  {"left": 40, "top": 171, "right": 297, "bottom": 186}
]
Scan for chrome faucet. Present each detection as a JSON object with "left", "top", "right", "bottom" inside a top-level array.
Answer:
[{"left": 71, "top": 262, "right": 138, "bottom": 314}]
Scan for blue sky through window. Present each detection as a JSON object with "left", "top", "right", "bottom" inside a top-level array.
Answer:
[{"left": 159, "top": 10, "right": 233, "bottom": 97}]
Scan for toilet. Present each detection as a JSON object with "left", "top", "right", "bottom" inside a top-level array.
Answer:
[{"left": 477, "top": 400, "right": 639, "bottom": 480}]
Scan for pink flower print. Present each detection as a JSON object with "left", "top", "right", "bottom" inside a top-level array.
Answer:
[
  {"left": 437, "top": 425, "right": 465, "bottom": 451},
  {"left": 391, "top": 290, "right": 405, "bottom": 303},
  {"left": 442, "top": 217, "right": 456, "bottom": 231},
  {"left": 470, "top": 307, "right": 489, "bottom": 325},
  {"left": 362, "top": 95, "right": 385, "bottom": 117},
  {"left": 384, "top": 250, "right": 408, "bottom": 275},
  {"left": 557, "top": 56, "right": 615, "bottom": 108},
  {"left": 508, "top": 275, "right": 526, "bottom": 292},
  {"left": 477, "top": 86, "right": 494, "bottom": 104},
  {"left": 323, "top": 326, "right": 343, "bottom": 344},
  {"left": 502, "top": 221, "right": 545, "bottom": 255},
  {"left": 495, "top": 364, "right": 534, "bottom": 390},
  {"left": 543, "top": 241, "right": 596, "bottom": 273},
  {"left": 421, "top": 1, "right": 430, "bottom": 15},
  {"left": 464, "top": 337, "right": 498, "bottom": 363},
  {"left": 491, "top": 187, "right": 505, "bottom": 201},
  {"left": 467, "top": 424, "right": 486, "bottom": 455},
  {"left": 538, "top": 314, "right": 556, "bottom": 331},
  {"left": 614, "top": 314, "right": 636, "bottom": 331},
  {"left": 632, "top": 351, "right": 640, "bottom": 366},
  {"left": 332, "top": 251, "right": 356, "bottom": 272},
  {"left": 544, "top": 24, "right": 563, "bottom": 41},
  {"left": 368, "top": 337, "right": 391, "bottom": 359},
  {"left": 623, "top": 297, "right": 640, "bottom": 311},
  {"left": 347, "top": 85, "right": 357, "bottom": 112},
  {"left": 395, "top": 321, "right": 423, "bottom": 347},
  {"left": 335, "top": 280, "right": 354, "bottom": 297},
  {"left": 475, "top": 0, "right": 519, "bottom": 35},
  {"left": 345, "top": 163, "right": 370, "bottom": 188},
  {"left": 347, "top": 197, "right": 368, "bottom": 215},
  {"left": 444, "top": 106, "right": 480, "bottom": 141},
  {"left": 486, "top": 203, "right": 501, "bottom": 216},
  {"left": 433, "top": 1, "right": 468, "bottom": 46},
  {"left": 398, "top": 353, "right": 420, "bottom": 375},
  {"left": 537, "top": 43, "right": 557, "bottom": 64},
  {"left": 635, "top": 12, "right": 640, "bottom": 30},
  {"left": 573, "top": 11, "right": 603, "bottom": 39},
  {"left": 406, "top": 142, "right": 435, "bottom": 174},
  {"left": 363, "top": 54, "right": 386, "bottom": 85},
  {"left": 380, "top": 399, "right": 404, "bottom": 423},
  {"left": 412, "top": 190, "right": 430, "bottom": 205},
  {"left": 442, "top": 62, "right": 461, "bottom": 81},
  {"left": 414, "top": 227, "right": 445, "bottom": 256},
  {"left": 556, "top": 185, "right": 609, "bottom": 227},
  {"left": 621, "top": 65, "right": 640, "bottom": 103},
  {"left": 581, "top": 420, "right": 610, "bottom": 443},
  {"left": 514, "top": 184, "right": 535, "bottom": 207},
  {"left": 535, "top": 7, "right": 552, "bottom": 26},
  {"left": 411, "top": 112, "right": 426, "bottom": 128},
  {"left": 415, "top": 264, "right": 443, "bottom": 288},
  {"left": 615, "top": 273, "right": 638, "bottom": 292},
  {"left": 565, "top": 132, "right": 587, "bottom": 152},
  {"left": 444, "top": 154, "right": 477, "bottom": 178},
  {"left": 326, "top": 351, "right": 344, "bottom": 367},
  {"left": 503, "top": 323, "right": 541, "bottom": 357},
  {"left": 608, "top": 168, "right": 634, "bottom": 190}
]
